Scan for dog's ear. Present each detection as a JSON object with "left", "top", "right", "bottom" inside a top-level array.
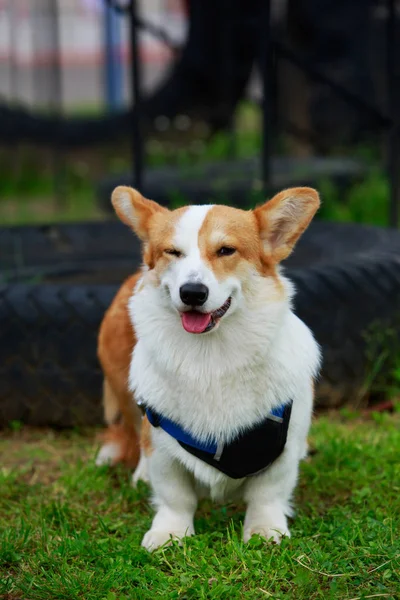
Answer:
[
  {"left": 111, "top": 186, "right": 167, "bottom": 241},
  {"left": 254, "top": 187, "right": 320, "bottom": 262}
]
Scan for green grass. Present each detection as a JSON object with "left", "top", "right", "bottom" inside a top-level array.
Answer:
[
  {"left": 1, "top": 415, "right": 399, "bottom": 600},
  {"left": 318, "top": 170, "right": 390, "bottom": 227}
]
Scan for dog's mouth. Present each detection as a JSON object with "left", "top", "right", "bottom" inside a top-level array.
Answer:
[{"left": 180, "top": 297, "right": 232, "bottom": 334}]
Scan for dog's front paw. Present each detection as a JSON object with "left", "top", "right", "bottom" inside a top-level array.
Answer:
[
  {"left": 141, "top": 526, "right": 194, "bottom": 552},
  {"left": 243, "top": 524, "right": 290, "bottom": 545},
  {"left": 95, "top": 442, "right": 120, "bottom": 466},
  {"left": 132, "top": 455, "right": 149, "bottom": 487}
]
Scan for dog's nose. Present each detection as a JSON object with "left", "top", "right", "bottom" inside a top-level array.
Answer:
[{"left": 180, "top": 283, "right": 209, "bottom": 306}]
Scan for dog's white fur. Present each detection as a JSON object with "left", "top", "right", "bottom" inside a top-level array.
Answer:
[{"left": 124, "top": 203, "right": 321, "bottom": 551}]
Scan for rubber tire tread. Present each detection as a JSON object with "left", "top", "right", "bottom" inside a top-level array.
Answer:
[{"left": 1, "top": 224, "right": 400, "bottom": 425}]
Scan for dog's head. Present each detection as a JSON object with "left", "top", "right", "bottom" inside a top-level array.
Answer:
[{"left": 112, "top": 187, "right": 320, "bottom": 334}]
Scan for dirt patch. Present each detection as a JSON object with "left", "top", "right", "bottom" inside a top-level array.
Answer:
[{"left": 0, "top": 427, "right": 101, "bottom": 485}]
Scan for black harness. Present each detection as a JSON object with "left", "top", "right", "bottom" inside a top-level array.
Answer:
[{"left": 144, "top": 402, "right": 292, "bottom": 480}]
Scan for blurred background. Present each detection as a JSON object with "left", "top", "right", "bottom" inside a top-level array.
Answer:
[{"left": 0, "top": 0, "right": 399, "bottom": 227}]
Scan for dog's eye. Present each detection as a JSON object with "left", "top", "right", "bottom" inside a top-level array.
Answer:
[
  {"left": 164, "top": 248, "right": 182, "bottom": 258},
  {"left": 217, "top": 246, "right": 236, "bottom": 257}
]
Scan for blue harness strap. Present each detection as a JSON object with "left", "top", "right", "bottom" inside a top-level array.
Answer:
[
  {"left": 146, "top": 408, "right": 218, "bottom": 454},
  {"left": 269, "top": 403, "right": 286, "bottom": 421}
]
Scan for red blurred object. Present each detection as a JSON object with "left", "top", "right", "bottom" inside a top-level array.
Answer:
[{"left": 363, "top": 400, "right": 395, "bottom": 415}]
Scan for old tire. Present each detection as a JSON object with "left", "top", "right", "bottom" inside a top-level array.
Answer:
[{"left": 1, "top": 220, "right": 400, "bottom": 426}]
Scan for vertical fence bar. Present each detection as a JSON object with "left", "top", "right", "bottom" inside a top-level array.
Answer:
[
  {"left": 104, "top": 1, "right": 123, "bottom": 110},
  {"left": 387, "top": 0, "right": 400, "bottom": 227},
  {"left": 129, "top": 0, "right": 144, "bottom": 190},
  {"left": 8, "top": 0, "right": 19, "bottom": 101},
  {"left": 48, "top": 0, "right": 65, "bottom": 209},
  {"left": 260, "top": 0, "right": 272, "bottom": 194},
  {"left": 221, "top": 0, "right": 236, "bottom": 159}
]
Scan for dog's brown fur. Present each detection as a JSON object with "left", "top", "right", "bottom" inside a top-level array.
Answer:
[{"left": 97, "top": 273, "right": 141, "bottom": 468}]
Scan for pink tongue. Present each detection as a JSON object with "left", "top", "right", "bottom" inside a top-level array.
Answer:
[{"left": 181, "top": 311, "right": 212, "bottom": 333}]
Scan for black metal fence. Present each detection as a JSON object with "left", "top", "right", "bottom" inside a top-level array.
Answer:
[
  {"left": 0, "top": 0, "right": 399, "bottom": 225},
  {"left": 117, "top": 0, "right": 400, "bottom": 226}
]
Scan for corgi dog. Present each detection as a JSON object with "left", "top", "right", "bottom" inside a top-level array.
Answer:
[{"left": 96, "top": 186, "right": 321, "bottom": 551}]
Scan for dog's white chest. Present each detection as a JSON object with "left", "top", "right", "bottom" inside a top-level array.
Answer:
[
  {"left": 128, "top": 284, "right": 321, "bottom": 493},
  {"left": 130, "top": 341, "right": 274, "bottom": 443},
  {"left": 129, "top": 311, "right": 317, "bottom": 446}
]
